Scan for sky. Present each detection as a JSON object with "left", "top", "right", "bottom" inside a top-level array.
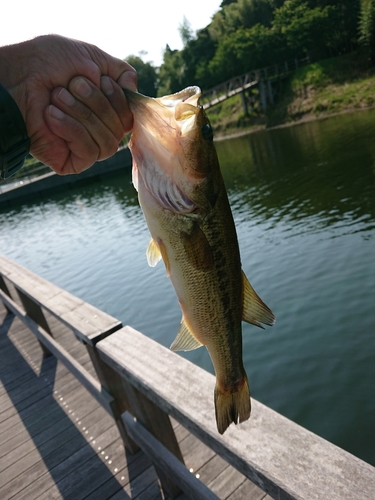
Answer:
[{"left": 2, "top": 1, "right": 222, "bottom": 67}]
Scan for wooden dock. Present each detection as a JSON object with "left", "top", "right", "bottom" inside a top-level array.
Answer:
[
  {"left": 1, "top": 255, "right": 374, "bottom": 500},
  {"left": 0, "top": 259, "right": 269, "bottom": 500}
]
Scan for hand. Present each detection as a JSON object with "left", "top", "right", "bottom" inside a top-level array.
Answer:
[{"left": 0, "top": 35, "right": 137, "bottom": 174}]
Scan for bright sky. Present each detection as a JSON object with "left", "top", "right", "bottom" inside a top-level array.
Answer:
[{"left": 1, "top": 1, "right": 222, "bottom": 67}]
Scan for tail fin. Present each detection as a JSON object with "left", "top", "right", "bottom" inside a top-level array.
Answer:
[{"left": 214, "top": 373, "right": 251, "bottom": 434}]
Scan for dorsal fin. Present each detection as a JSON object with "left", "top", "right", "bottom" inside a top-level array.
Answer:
[
  {"left": 242, "top": 271, "right": 275, "bottom": 328},
  {"left": 170, "top": 318, "right": 204, "bottom": 351}
]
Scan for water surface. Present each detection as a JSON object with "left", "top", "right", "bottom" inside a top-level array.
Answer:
[{"left": 1, "top": 109, "right": 374, "bottom": 465}]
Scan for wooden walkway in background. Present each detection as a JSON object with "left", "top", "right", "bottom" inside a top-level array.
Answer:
[{"left": 0, "top": 301, "right": 268, "bottom": 500}]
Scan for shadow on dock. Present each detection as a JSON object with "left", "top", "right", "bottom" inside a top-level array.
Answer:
[{"left": 0, "top": 309, "right": 157, "bottom": 499}]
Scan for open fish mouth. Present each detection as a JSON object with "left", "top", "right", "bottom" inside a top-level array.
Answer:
[{"left": 124, "top": 86, "right": 202, "bottom": 138}]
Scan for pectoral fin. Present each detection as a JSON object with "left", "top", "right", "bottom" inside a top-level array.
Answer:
[
  {"left": 181, "top": 223, "right": 214, "bottom": 272},
  {"left": 170, "top": 318, "right": 203, "bottom": 351},
  {"left": 146, "top": 238, "right": 162, "bottom": 267},
  {"left": 146, "top": 238, "right": 171, "bottom": 277},
  {"left": 242, "top": 271, "right": 275, "bottom": 328}
]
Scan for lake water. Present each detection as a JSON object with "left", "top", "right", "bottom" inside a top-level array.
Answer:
[{"left": 1, "top": 109, "right": 374, "bottom": 466}]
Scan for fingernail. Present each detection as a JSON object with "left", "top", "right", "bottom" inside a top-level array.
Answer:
[
  {"left": 58, "top": 88, "right": 75, "bottom": 106},
  {"left": 49, "top": 105, "right": 65, "bottom": 120},
  {"left": 74, "top": 77, "right": 92, "bottom": 98},
  {"left": 101, "top": 76, "right": 114, "bottom": 96}
]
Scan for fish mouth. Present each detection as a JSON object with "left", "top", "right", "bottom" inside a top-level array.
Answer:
[
  {"left": 124, "top": 86, "right": 201, "bottom": 108},
  {"left": 124, "top": 86, "right": 202, "bottom": 138}
]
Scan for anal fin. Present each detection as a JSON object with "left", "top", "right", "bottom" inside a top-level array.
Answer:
[{"left": 170, "top": 318, "right": 203, "bottom": 351}]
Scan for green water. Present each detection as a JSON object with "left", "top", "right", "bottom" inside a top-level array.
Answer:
[{"left": 1, "top": 109, "right": 374, "bottom": 466}]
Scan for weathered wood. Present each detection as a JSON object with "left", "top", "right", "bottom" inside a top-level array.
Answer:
[
  {"left": 16, "top": 287, "right": 53, "bottom": 356},
  {"left": 0, "top": 254, "right": 122, "bottom": 344},
  {"left": 0, "top": 274, "right": 12, "bottom": 313},
  {"left": 81, "top": 308, "right": 184, "bottom": 497},
  {"left": 85, "top": 342, "right": 138, "bottom": 453},
  {"left": 123, "top": 412, "right": 220, "bottom": 500},
  {"left": 97, "top": 326, "right": 375, "bottom": 500},
  {"left": 1, "top": 301, "right": 153, "bottom": 500},
  {"left": 0, "top": 289, "right": 115, "bottom": 416},
  {"left": 124, "top": 383, "right": 184, "bottom": 499},
  {"left": 1, "top": 301, "right": 290, "bottom": 500}
]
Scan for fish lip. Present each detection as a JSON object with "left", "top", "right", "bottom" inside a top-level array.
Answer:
[{"left": 123, "top": 86, "right": 201, "bottom": 108}]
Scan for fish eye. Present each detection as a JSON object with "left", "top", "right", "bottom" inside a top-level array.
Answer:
[{"left": 201, "top": 123, "right": 213, "bottom": 142}]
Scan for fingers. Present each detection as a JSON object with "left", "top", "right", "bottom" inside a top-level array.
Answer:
[
  {"left": 45, "top": 105, "right": 100, "bottom": 174},
  {"left": 47, "top": 75, "right": 133, "bottom": 172},
  {"left": 50, "top": 78, "right": 120, "bottom": 160},
  {"left": 45, "top": 71, "right": 136, "bottom": 174},
  {"left": 99, "top": 76, "right": 134, "bottom": 133}
]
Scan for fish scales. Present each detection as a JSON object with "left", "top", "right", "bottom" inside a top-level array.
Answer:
[{"left": 125, "top": 86, "right": 275, "bottom": 434}]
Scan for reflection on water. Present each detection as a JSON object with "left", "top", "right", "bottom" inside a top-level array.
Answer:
[{"left": 1, "top": 109, "right": 374, "bottom": 465}]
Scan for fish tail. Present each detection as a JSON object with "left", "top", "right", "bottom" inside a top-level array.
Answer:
[{"left": 214, "top": 372, "right": 251, "bottom": 435}]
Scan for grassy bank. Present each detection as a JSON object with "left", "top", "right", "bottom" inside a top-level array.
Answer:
[{"left": 208, "top": 51, "right": 375, "bottom": 137}]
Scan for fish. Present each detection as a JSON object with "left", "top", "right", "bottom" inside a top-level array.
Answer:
[{"left": 124, "top": 86, "right": 275, "bottom": 434}]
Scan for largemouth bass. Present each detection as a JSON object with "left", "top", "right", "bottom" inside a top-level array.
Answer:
[{"left": 125, "top": 86, "right": 275, "bottom": 434}]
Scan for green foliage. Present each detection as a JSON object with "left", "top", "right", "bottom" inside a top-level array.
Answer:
[
  {"left": 208, "top": 24, "right": 282, "bottom": 82},
  {"left": 359, "top": 0, "right": 375, "bottom": 62},
  {"left": 157, "top": 46, "right": 185, "bottom": 96},
  {"left": 156, "top": 0, "right": 369, "bottom": 95},
  {"left": 273, "top": 0, "right": 335, "bottom": 57},
  {"left": 125, "top": 55, "right": 158, "bottom": 97},
  {"left": 267, "top": 51, "right": 375, "bottom": 126},
  {"left": 179, "top": 16, "right": 194, "bottom": 46},
  {"left": 181, "top": 28, "right": 217, "bottom": 89},
  {"left": 209, "top": 0, "right": 275, "bottom": 42}
]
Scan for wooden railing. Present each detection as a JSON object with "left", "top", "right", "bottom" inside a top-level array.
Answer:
[
  {"left": 0, "top": 254, "right": 374, "bottom": 500},
  {"left": 201, "top": 56, "right": 311, "bottom": 109}
]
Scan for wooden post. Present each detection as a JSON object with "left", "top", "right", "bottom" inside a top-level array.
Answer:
[
  {"left": 259, "top": 80, "right": 267, "bottom": 111},
  {"left": 123, "top": 383, "right": 184, "bottom": 499},
  {"left": 16, "top": 288, "right": 53, "bottom": 356},
  {"left": 84, "top": 343, "right": 139, "bottom": 454},
  {"left": 267, "top": 80, "right": 274, "bottom": 105},
  {"left": 123, "top": 412, "right": 220, "bottom": 500},
  {"left": 87, "top": 339, "right": 183, "bottom": 497},
  {"left": 0, "top": 275, "right": 12, "bottom": 314},
  {"left": 240, "top": 90, "right": 248, "bottom": 115},
  {"left": 94, "top": 326, "right": 185, "bottom": 498}
]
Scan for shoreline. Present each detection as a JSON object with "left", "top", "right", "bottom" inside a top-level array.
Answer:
[{"left": 213, "top": 104, "right": 375, "bottom": 142}]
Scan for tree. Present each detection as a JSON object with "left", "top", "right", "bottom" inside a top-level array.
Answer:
[
  {"left": 208, "top": 24, "right": 282, "bottom": 83},
  {"left": 125, "top": 55, "right": 158, "bottom": 97},
  {"left": 157, "top": 45, "right": 185, "bottom": 95},
  {"left": 179, "top": 16, "right": 194, "bottom": 46},
  {"left": 359, "top": 0, "right": 375, "bottom": 63},
  {"left": 272, "top": 0, "right": 336, "bottom": 59},
  {"left": 180, "top": 28, "right": 217, "bottom": 89},
  {"left": 209, "top": 0, "right": 277, "bottom": 41}
]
